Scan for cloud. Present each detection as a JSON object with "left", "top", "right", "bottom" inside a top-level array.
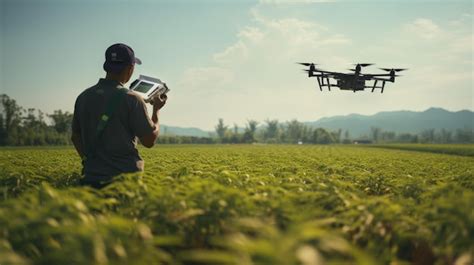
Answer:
[
  {"left": 177, "top": 67, "right": 234, "bottom": 94},
  {"left": 400, "top": 17, "right": 472, "bottom": 61},
  {"left": 404, "top": 18, "right": 442, "bottom": 40},
  {"left": 380, "top": 17, "right": 473, "bottom": 107},
  {"left": 403, "top": 16, "right": 471, "bottom": 54},
  {"left": 213, "top": 40, "right": 248, "bottom": 65},
  {"left": 183, "top": 8, "right": 351, "bottom": 92},
  {"left": 238, "top": 27, "right": 265, "bottom": 43},
  {"left": 448, "top": 34, "right": 473, "bottom": 55},
  {"left": 448, "top": 13, "right": 472, "bottom": 27}
]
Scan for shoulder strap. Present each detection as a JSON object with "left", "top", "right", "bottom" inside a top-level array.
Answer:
[{"left": 84, "top": 88, "right": 128, "bottom": 161}]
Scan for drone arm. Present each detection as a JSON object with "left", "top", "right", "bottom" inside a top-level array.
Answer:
[
  {"left": 368, "top": 74, "right": 392, "bottom": 77},
  {"left": 372, "top": 77, "right": 393, "bottom": 82}
]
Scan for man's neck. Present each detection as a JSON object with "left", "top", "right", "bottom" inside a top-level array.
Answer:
[{"left": 105, "top": 74, "right": 125, "bottom": 85}]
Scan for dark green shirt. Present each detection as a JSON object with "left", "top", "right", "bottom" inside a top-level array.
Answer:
[{"left": 72, "top": 78, "right": 155, "bottom": 182}]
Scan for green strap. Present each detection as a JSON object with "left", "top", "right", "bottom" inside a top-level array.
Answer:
[{"left": 84, "top": 88, "right": 128, "bottom": 161}]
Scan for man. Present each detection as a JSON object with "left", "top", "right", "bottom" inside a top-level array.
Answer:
[{"left": 71, "top": 43, "right": 167, "bottom": 188}]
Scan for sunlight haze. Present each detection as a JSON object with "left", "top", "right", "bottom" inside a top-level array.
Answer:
[{"left": 1, "top": 0, "right": 472, "bottom": 130}]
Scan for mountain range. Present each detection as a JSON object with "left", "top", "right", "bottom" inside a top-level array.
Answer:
[
  {"left": 161, "top": 108, "right": 473, "bottom": 138},
  {"left": 160, "top": 125, "right": 212, "bottom": 137}
]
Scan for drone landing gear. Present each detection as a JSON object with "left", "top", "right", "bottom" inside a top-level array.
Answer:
[
  {"left": 371, "top": 80, "right": 386, "bottom": 93},
  {"left": 316, "top": 76, "right": 322, "bottom": 91},
  {"left": 316, "top": 76, "right": 333, "bottom": 91}
]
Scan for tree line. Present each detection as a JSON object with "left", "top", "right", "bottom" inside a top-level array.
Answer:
[
  {"left": 0, "top": 94, "right": 472, "bottom": 146},
  {"left": 212, "top": 118, "right": 341, "bottom": 144},
  {"left": 211, "top": 118, "right": 474, "bottom": 144},
  {"left": 0, "top": 94, "right": 72, "bottom": 146},
  {"left": 368, "top": 126, "right": 474, "bottom": 144}
]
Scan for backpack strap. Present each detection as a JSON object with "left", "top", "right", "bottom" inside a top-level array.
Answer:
[{"left": 83, "top": 88, "right": 128, "bottom": 162}]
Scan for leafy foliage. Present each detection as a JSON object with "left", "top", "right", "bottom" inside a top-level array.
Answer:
[{"left": 0, "top": 145, "right": 473, "bottom": 264}]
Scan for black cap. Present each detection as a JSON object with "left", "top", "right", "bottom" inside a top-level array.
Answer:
[{"left": 103, "top": 43, "right": 142, "bottom": 73}]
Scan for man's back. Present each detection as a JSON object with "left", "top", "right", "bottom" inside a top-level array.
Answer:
[{"left": 72, "top": 78, "right": 155, "bottom": 183}]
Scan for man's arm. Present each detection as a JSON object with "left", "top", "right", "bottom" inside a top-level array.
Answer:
[
  {"left": 71, "top": 132, "right": 85, "bottom": 159},
  {"left": 139, "top": 107, "right": 160, "bottom": 148},
  {"left": 139, "top": 94, "right": 167, "bottom": 148}
]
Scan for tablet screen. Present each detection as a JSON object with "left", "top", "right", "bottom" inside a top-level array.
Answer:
[{"left": 134, "top": 81, "right": 154, "bottom": 93}]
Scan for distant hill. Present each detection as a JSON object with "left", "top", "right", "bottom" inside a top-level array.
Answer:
[
  {"left": 160, "top": 125, "right": 211, "bottom": 137},
  {"left": 162, "top": 108, "right": 473, "bottom": 138},
  {"left": 305, "top": 108, "right": 474, "bottom": 137}
]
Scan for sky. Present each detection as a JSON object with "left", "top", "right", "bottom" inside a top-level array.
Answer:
[{"left": 0, "top": 0, "right": 472, "bottom": 130}]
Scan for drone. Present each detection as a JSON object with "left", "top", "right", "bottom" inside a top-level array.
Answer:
[{"left": 298, "top": 63, "right": 406, "bottom": 93}]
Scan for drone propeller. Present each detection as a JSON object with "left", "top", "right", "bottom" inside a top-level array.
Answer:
[
  {"left": 297, "top": 62, "right": 318, "bottom": 66},
  {"left": 380, "top": 68, "right": 407, "bottom": 72},
  {"left": 348, "top": 68, "right": 357, "bottom": 71},
  {"left": 354, "top": 63, "right": 373, "bottom": 67}
]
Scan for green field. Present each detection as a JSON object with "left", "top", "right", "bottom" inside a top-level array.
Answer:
[{"left": 0, "top": 145, "right": 473, "bottom": 265}]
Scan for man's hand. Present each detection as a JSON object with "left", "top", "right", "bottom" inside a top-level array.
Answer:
[
  {"left": 141, "top": 93, "right": 166, "bottom": 148},
  {"left": 150, "top": 93, "right": 167, "bottom": 110}
]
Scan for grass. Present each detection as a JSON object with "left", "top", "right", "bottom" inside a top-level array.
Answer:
[{"left": 0, "top": 145, "right": 473, "bottom": 265}]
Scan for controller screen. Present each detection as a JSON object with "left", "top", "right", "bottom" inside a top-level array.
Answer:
[{"left": 134, "top": 82, "right": 154, "bottom": 93}]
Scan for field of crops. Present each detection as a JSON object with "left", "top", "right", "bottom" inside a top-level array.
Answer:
[{"left": 0, "top": 145, "right": 472, "bottom": 265}]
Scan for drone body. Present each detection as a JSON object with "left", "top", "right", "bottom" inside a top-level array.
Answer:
[{"left": 298, "top": 63, "right": 406, "bottom": 93}]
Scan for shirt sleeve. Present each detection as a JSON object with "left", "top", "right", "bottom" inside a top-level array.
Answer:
[
  {"left": 128, "top": 94, "right": 156, "bottom": 138},
  {"left": 72, "top": 96, "right": 81, "bottom": 134}
]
